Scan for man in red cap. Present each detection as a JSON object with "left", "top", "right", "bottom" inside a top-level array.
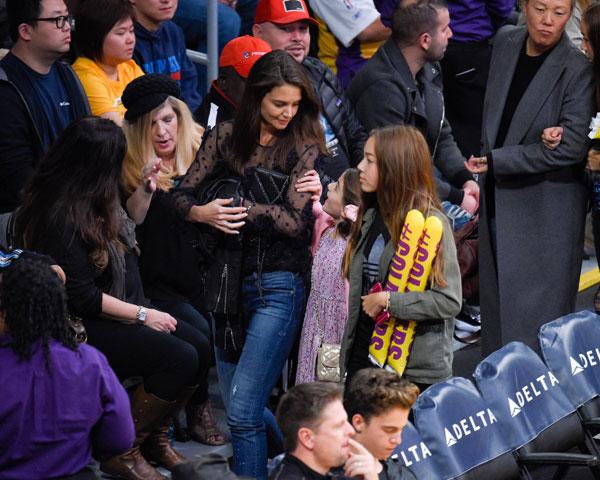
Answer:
[
  {"left": 252, "top": 0, "right": 367, "bottom": 186},
  {"left": 195, "top": 35, "right": 271, "bottom": 129}
]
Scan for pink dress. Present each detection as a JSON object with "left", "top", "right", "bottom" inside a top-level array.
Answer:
[{"left": 295, "top": 203, "right": 349, "bottom": 384}]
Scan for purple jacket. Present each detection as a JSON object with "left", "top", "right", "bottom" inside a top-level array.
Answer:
[
  {"left": 447, "top": 0, "right": 515, "bottom": 42},
  {"left": 0, "top": 337, "right": 134, "bottom": 480}
]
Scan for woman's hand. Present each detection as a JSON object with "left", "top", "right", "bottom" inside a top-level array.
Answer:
[
  {"left": 295, "top": 169, "right": 322, "bottom": 202},
  {"left": 145, "top": 308, "right": 177, "bottom": 333},
  {"left": 141, "top": 158, "right": 162, "bottom": 194},
  {"left": 465, "top": 155, "right": 488, "bottom": 174},
  {"left": 361, "top": 291, "right": 387, "bottom": 319},
  {"left": 189, "top": 198, "right": 248, "bottom": 234},
  {"left": 541, "top": 126, "right": 563, "bottom": 150},
  {"left": 344, "top": 439, "right": 381, "bottom": 480},
  {"left": 588, "top": 149, "right": 600, "bottom": 172}
]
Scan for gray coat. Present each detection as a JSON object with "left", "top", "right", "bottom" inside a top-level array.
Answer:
[
  {"left": 479, "top": 26, "right": 595, "bottom": 355},
  {"left": 340, "top": 208, "right": 462, "bottom": 385}
]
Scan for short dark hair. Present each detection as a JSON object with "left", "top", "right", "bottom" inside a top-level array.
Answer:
[
  {"left": 391, "top": 0, "right": 448, "bottom": 48},
  {"left": 7, "top": 0, "right": 43, "bottom": 43},
  {"left": 276, "top": 382, "right": 343, "bottom": 453},
  {"left": 344, "top": 369, "right": 420, "bottom": 423},
  {"left": 74, "top": 0, "right": 134, "bottom": 61}
]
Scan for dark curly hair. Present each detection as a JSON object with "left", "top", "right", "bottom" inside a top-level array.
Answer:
[{"left": 1, "top": 254, "right": 77, "bottom": 368}]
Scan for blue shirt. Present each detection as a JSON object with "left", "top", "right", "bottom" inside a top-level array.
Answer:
[
  {"left": 30, "top": 65, "right": 74, "bottom": 148},
  {"left": 133, "top": 21, "right": 202, "bottom": 113}
]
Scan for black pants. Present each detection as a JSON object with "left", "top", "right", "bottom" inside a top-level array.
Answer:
[
  {"left": 85, "top": 316, "right": 210, "bottom": 403},
  {"left": 440, "top": 40, "right": 492, "bottom": 157}
]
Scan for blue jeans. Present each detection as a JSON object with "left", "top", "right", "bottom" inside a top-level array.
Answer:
[
  {"left": 215, "top": 271, "right": 305, "bottom": 480},
  {"left": 173, "top": 0, "right": 241, "bottom": 94}
]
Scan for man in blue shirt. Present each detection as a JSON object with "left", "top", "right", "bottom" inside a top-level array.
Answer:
[
  {"left": 0, "top": 0, "right": 90, "bottom": 214},
  {"left": 131, "top": 0, "right": 203, "bottom": 116}
]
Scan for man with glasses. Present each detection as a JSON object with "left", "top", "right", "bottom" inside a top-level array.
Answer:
[{"left": 0, "top": 0, "right": 89, "bottom": 214}]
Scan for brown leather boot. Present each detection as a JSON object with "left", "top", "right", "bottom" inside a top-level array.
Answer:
[
  {"left": 100, "top": 384, "right": 172, "bottom": 480},
  {"left": 187, "top": 399, "right": 225, "bottom": 446},
  {"left": 141, "top": 385, "right": 198, "bottom": 471}
]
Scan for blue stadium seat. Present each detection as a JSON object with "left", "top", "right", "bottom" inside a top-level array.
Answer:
[
  {"left": 412, "top": 377, "right": 518, "bottom": 479},
  {"left": 473, "top": 341, "right": 600, "bottom": 479},
  {"left": 390, "top": 420, "right": 442, "bottom": 480},
  {"left": 540, "top": 310, "right": 600, "bottom": 454}
]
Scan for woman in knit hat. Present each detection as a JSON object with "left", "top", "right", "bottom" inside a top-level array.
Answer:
[{"left": 120, "top": 73, "right": 225, "bottom": 448}]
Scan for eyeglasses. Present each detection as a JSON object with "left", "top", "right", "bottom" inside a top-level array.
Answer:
[{"left": 27, "top": 14, "right": 74, "bottom": 30}]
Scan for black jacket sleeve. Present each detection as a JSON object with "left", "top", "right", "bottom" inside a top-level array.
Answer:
[
  {"left": 0, "top": 82, "right": 41, "bottom": 213},
  {"left": 35, "top": 222, "right": 104, "bottom": 318}
]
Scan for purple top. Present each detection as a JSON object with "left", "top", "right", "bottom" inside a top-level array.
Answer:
[
  {"left": 0, "top": 336, "right": 134, "bottom": 480},
  {"left": 447, "top": 0, "right": 515, "bottom": 42}
]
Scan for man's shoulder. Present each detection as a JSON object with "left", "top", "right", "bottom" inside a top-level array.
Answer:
[
  {"left": 348, "top": 46, "right": 405, "bottom": 98},
  {"left": 268, "top": 458, "right": 306, "bottom": 480},
  {"left": 302, "top": 56, "right": 346, "bottom": 95},
  {"left": 303, "top": 56, "right": 333, "bottom": 79},
  {"left": 382, "top": 459, "right": 417, "bottom": 480}
]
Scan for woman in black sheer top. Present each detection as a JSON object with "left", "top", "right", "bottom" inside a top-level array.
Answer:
[{"left": 173, "top": 50, "right": 325, "bottom": 480}]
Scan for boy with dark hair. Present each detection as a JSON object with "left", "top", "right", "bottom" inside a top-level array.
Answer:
[
  {"left": 131, "top": 0, "right": 202, "bottom": 117},
  {"left": 0, "top": 0, "right": 90, "bottom": 214},
  {"left": 344, "top": 368, "right": 420, "bottom": 479}
]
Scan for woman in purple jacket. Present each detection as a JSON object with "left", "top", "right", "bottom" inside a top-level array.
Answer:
[{"left": 0, "top": 251, "right": 134, "bottom": 480}]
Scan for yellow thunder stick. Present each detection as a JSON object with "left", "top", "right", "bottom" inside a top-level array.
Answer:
[
  {"left": 368, "top": 210, "right": 425, "bottom": 367},
  {"left": 386, "top": 215, "right": 443, "bottom": 375}
]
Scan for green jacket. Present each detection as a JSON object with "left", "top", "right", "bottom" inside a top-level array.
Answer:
[{"left": 340, "top": 208, "right": 462, "bottom": 385}]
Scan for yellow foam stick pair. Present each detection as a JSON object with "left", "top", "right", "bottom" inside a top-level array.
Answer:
[
  {"left": 368, "top": 210, "right": 444, "bottom": 375},
  {"left": 386, "top": 216, "right": 443, "bottom": 374},
  {"left": 368, "top": 210, "right": 424, "bottom": 368}
]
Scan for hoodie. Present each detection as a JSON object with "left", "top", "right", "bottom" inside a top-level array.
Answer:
[{"left": 133, "top": 20, "right": 202, "bottom": 114}]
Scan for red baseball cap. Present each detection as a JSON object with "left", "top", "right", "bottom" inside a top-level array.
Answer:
[
  {"left": 255, "top": 0, "right": 319, "bottom": 26},
  {"left": 219, "top": 35, "right": 272, "bottom": 78}
]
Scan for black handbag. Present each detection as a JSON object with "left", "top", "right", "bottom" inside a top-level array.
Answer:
[
  {"left": 247, "top": 166, "right": 290, "bottom": 205},
  {"left": 196, "top": 176, "right": 243, "bottom": 207}
]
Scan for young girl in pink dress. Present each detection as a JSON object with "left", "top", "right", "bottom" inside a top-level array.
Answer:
[{"left": 295, "top": 168, "right": 361, "bottom": 384}]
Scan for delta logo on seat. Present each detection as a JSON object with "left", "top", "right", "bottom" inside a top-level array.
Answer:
[
  {"left": 393, "top": 441, "right": 432, "bottom": 466},
  {"left": 506, "top": 371, "right": 560, "bottom": 418},
  {"left": 443, "top": 408, "right": 497, "bottom": 447},
  {"left": 569, "top": 348, "right": 600, "bottom": 376}
]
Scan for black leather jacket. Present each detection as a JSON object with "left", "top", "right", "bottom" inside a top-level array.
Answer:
[{"left": 348, "top": 40, "right": 474, "bottom": 204}]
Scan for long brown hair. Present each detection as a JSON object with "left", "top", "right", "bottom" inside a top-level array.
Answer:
[
  {"left": 227, "top": 50, "right": 325, "bottom": 172},
  {"left": 336, "top": 168, "right": 362, "bottom": 238},
  {"left": 584, "top": 2, "right": 600, "bottom": 107},
  {"left": 343, "top": 125, "right": 446, "bottom": 287},
  {"left": 16, "top": 117, "right": 126, "bottom": 271}
]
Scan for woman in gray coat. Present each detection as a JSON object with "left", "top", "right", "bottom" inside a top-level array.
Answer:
[
  {"left": 466, "top": 0, "right": 595, "bottom": 355},
  {"left": 340, "top": 125, "right": 462, "bottom": 389}
]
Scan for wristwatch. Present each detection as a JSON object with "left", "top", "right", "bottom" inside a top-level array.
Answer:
[{"left": 136, "top": 306, "right": 147, "bottom": 325}]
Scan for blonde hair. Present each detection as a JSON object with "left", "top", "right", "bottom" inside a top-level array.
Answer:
[{"left": 121, "top": 96, "right": 204, "bottom": 194}]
